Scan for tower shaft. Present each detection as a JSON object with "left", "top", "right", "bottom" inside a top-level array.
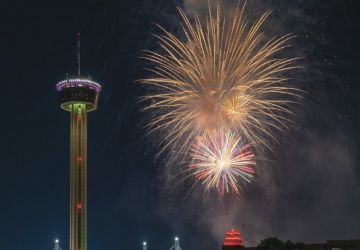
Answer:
[{"left": 70, "top": 103, "right": 87, "bottom": 250}]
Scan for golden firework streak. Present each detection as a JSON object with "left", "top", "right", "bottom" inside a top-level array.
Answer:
[
  {"left": 141, "top": 2, "right": 301, "bottom": 155},
  {"left": 140, "top": 1, "right": 301, "bottom": 195}
]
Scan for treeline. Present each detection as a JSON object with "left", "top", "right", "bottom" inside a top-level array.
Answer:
[{"left": 257, "top": 237, "right": 306, "bottom": 250}]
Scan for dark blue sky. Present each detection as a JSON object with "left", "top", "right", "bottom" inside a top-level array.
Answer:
[{"left": 0, "top": 0, "right": 359, "bottom": 249}]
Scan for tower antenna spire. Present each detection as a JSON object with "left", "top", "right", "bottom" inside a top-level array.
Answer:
[{"left": 76, "top": 33, "right": 81, "bottom": 76}]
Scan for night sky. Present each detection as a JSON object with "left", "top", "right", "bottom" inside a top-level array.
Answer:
[{"left": 1, "top": 0, "right": 360, "bottom": 249}]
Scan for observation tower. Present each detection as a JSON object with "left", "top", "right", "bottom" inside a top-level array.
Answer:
[{"left": 56, "top": 33, "right": 101, "bottom": 250}]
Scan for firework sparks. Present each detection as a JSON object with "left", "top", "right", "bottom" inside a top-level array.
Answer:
[
  {"left": 141, "top": 1, "right": 300, "bottom": 155},
  {"left": 140, "top": 1, "right": 301, "bottom": 195},
  {"left": 190, "top": 131, "right": 256, "bottom": 195}
]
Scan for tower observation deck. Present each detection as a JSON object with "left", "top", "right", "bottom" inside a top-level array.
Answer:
[{"left": 56, "top": 33, "right": 101, "bottom": 250}]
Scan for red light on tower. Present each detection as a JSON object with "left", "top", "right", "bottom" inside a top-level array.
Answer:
[{"left": 222, "top": 229, "right": 244, "bottom": 249}]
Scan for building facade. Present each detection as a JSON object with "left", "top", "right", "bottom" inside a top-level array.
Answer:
[{"left": 221, "top": 229, "right": 360, "bottom": 250}]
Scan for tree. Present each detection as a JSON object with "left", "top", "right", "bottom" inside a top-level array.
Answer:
[{"left": 257, "top": 237, "right": 305, "bottom": 250}]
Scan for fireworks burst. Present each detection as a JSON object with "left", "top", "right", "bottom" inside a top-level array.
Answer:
[
  {"left": 140, "top": 1, "right": 301, "bottom": 194},
  {"left": 141, "top": 2, "right": 300, "bottom": 154},
  {"left": 190, "top": 131, "right": 256, "bottom": 195}
]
